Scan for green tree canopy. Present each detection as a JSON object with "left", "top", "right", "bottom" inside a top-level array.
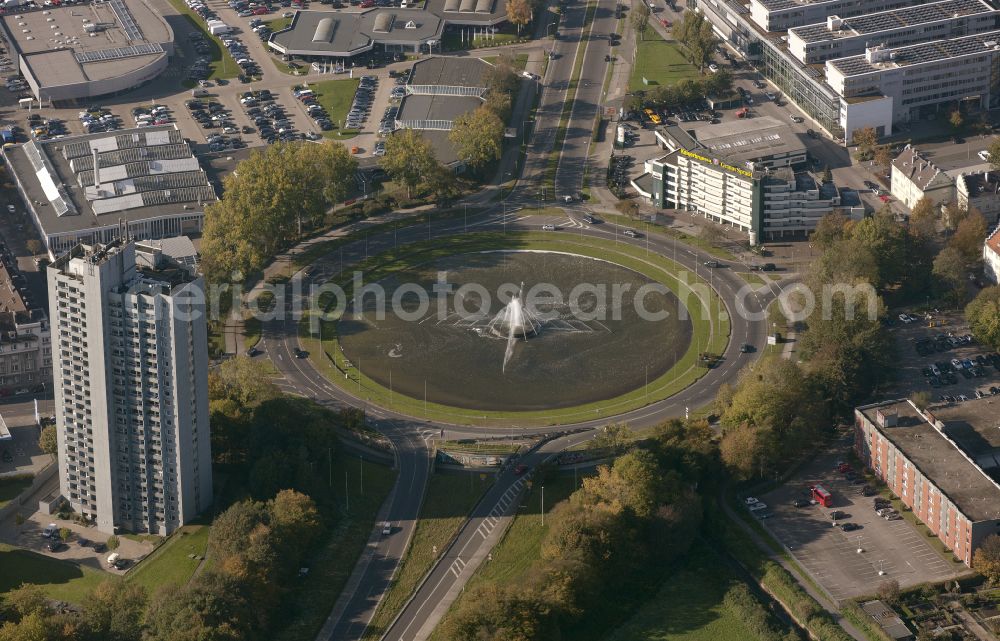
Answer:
[
  {"left": 380, "top": 129, "right": 441, "bottom": 199},
  {"left": 201, "top": 142, "right": 358, "bottom": 280},
  {"left": 450, "top": 106, "right": 505, "bottom": 173},
  {"left": 671, "top": 12, "right": 718, "bottom": 71},
  {"left": 965, "top": 286, "right": 1000, "bottom": 350}
]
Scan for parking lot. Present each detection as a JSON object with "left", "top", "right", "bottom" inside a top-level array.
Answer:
[
  {"left": 889, "top": 310, "right": 1000, "bottom": 403},
  {"left": 755, "top": 443, "right": 966, "bottom": 603}
]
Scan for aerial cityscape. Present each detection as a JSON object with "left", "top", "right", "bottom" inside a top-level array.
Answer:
[{"left": 0, "top": 0, "right": 998, "bottom": 637}]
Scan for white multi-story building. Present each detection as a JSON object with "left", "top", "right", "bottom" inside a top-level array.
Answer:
[
  {"left": 985, "top": 225, "right": 1000, "bottom": 283},
  {"left": 957, "top": 170, "right": 1000, "bottom": 225},
  {"left": 749, "top": 0, "right": 925, "bottom": 33},
  {"left": 788, "top": 0, "right": 1000, "bottom": 65},
  {"left": 48, "top": 239, "right": 211, "bottom": 535},
  {"left": 890, "top": 146, "right": 956, "bottom": 209}
]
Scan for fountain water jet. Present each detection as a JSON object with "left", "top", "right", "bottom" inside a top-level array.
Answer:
[{"left": 484, "top": 282, "right": 543, "bottom": 373}]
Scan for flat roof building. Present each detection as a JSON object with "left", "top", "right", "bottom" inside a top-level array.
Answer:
[
  {"left": 0, "top": 249, "right": 51, "bottom": 398},
  {"left": 635, "top": 118, "right": 861, "bottom": 241},
  {"left": 788, "top": 0, "right": 1000, "bottom": 64},
  {"left": 269, "top": 0, "right": 504, "bottom": 58},
  {"left": 49, "top": 238, "right": 212, "bottom": 535},
  {"left": 855, "top": 398, "right": 1000, "bottom": 566},
  {"left": 749, "top": 0, "right": 925, "bottom": 33},
  {"left": 0, "top": 0, "right": 173, "bottom": 104},
  {"left": 3, "top": 125, "right": 214, "bottom": 257}
]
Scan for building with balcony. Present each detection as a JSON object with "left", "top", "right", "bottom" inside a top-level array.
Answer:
[
  {"left": 634, "top": 119, "right": 861, "bottom": 240},
  {"left": 0, "top": 253, "right": 51, "bottom": 396},
  {"left": 47, "top": 238, "right": 211, "bottom": 535},
  {"left": 854, "top": 398, "right": 1000, "bottom": 567}
]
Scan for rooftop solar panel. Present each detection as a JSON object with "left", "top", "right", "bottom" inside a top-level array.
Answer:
[
  {"left": 109, "top": 0, "right": 143, "bottom": 41},
  {"left": 74, "top": 43, "right": 163, "bottom": 64}
]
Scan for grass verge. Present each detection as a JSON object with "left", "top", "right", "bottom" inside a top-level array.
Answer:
[
  {"left": 628, "top": 31, "right": 700, "bottom": 92},
  {"left": 127, "top": 525, "right": 209, "bottom": 594},
  {"left": 0, "top": 474, "right": 33, "bottom": 510},
  {"left": 607, "top": 540, "right": 781, "bottom": 641},
  {"left": 299, "top": 231, "right": 729, "bottom": 427},
  {"left": 243, "top": 317, "right": 262, "bottom": 350},
  {"left": 361, "top": 471, "right": 492, "bottom": 640},
  {"left": 309, "top": 78, "right": 362, "bottom": 139},
  {"left": 166, "top": 0, "right": 240, "bottom": 80},
  {"left": 274, "top": 451, "right": 396, "bottom": 641},
  {"left": 0, "top": 542, "right": 106, "bottom": 604}
]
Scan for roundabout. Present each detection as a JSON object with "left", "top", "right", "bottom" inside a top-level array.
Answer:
[{"left": 300, "top": 231, "right": 730, "bottom": 426}]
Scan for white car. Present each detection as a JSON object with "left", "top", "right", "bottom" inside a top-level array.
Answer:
[
  {"left": 6, "top": 204, "right": 14, "bottom": 213},
  {"left": 708, "top": 63, "right": 718, "bottom": 73},
  {"left": 744, "top": 497, "right": 759, "bottom": 505},
  {"left": 748, "top": 502, "right": 768, "bottom": 511},
  {"left": 541, "top": 224, "right": 556, "bottom": 231},
  {"left": 521, "top": 70, "right": 540, "bottom": 81},
  {"left": 764, "top": 92, "right": 776, "bottom": 101},
  {"left": 42, "top": 523, "right": 58, "bottom": 538},
  {"left": 898, "top": 313, "right": 911, "bottom": 323},
  {"left": 380, "top": 522, "right": 392, "bottom": 535},
  {"left": 978, "top": 150, "right": 991, "bottom": 162}
]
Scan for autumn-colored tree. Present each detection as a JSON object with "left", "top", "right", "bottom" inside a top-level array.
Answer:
[
  {"left": 909, "top": 196, "right": 938, "bottom": 238},
  {"left": 380, "top": 129, "right": 440, "bottom": 199},
  {"left": 449, "top": 106, "right": 505, "bottom": 173},
  {"left": 948, "top": 210, "right": 987, "bottom": 266},
  {"left": 631, "top": 2, "right": 650, "bottom": 41},
  {"left": 965, "top": 286, "right": 1000, "bottom": 350},
  {"left": 505, "top": 0, "right": 531, "bottom": 34}
]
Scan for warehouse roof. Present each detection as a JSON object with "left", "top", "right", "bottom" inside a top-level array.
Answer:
[
  {"left": 396, "top": 93, "right": 482, "bottom": 124},
  {"left": 409, "top": 56, "right": 490, "bottom": 88},
  {"left": 4, "top": 125, "right": 215, "bottom": 237},
  {"left": 695, "top": 116, "right": 806, "bottom": 164}
]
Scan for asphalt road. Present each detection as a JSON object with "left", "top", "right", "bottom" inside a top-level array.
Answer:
[{"left": 259, "top": 203, "right": 784, "bottom": 641}]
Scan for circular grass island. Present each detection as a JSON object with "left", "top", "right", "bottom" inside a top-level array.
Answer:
[{"left": 299, "top": 231, "right": 730, "bottom": 427}]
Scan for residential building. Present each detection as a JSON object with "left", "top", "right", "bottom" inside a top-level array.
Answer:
[
  {"left": 985, "top": 225, "right": 1000, "bottom": 283},
  {"left": 787, "top": 0, "right": 1000, "bottom": 65},
  {"left": 890, "top": 146, "right": 955, "bottom": 209},
  {"left": 48, "top": 238, "right": 211, "bottom": 535},
  {"left": 633, "top": 119, "right": 862, "bottom": 240},
  {"left": 3, "top": 125, "right": 215, "bottom": 258},
  {"left": 854, "top": 399, "right": 1000, "bottom": 567},
  {"left": 956, "top": 170, "right": 1000, "bottom": 225},
  {"left": 0, "top": 254, "right": 51, "bottom": 396}
]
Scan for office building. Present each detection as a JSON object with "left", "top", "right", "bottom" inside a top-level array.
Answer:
[
  {"left": 787, "top": 0, "right": 1000, "bottom": 65},
  {"left": 889, "top": 146, "right": 955, "bottom": 209},
  {"left": 0, "top": 0, "right": 173, "bottom": 104},
  {"left": 748, "top": 0, "right": 925, "bottom": 32},
  {"left": 3, "top": 125, "right": 215, "bottom": 257},
  {"left": 633, "top": 118, "right": 861, "bottom": 240},
  {"left": 0, "top": 251, "right": 51, "bottom": 395},
  {"left": 48, "top": 238, "right": 211, "bottom": 535},
  {"left": 855, "top": 399, "right": 1000, "bottom": 567}
]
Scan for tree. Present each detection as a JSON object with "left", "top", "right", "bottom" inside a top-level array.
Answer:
[
  {"left": 873, "top": 145, "right": 893, "bottom": 172},
  {"left": 577, "top": 450, "right": 669, "bottom": 518},
  {"left": 876, "top": 579, "right": 901, "bottom": 605},
  {"left": 106, "top": 535, "right": 119, "bottom": 551},
  {"left": 811, "top": 211, "right": 849, "bottom": 250},
  {"left": 941, "top": 201, "right": 967, "bottom": 232},
  {"left": 973, "top": 534, "right": 1000, "bottom": 584},
  {"left": 987, "top": 136, "right": 1000, "bottom": 173},
  {"left": 3, "top": 584, "right": 50, "bottom": 618},
  {"left": 143, "top": 571, "right": 258, "bottom": 641},
  {"left": 909, "top": 196, "right": 938, "bottom": 238},
  {"left": 423, "top": 162, "right": 460, "bottom": 206},
  {"left": 852, "top": 127, "right": 878, "bottom": 159},
  {"left": 587, "top": 423, "right": 634, "bottom": 455},
  {"left": 704, "top": 68, "right": 733, "bottom": 96},
  {"left": 821, "top": 165, "right": 832, "bottom": 184},
  {"left": 949, "top": 110, "right": 964, "bottom": 131},
  {"left": 849, "top": 213, "right": 908, "bottom": 289},
  {"left": 720, "top": 425, "right": 761, "bottom": 480},
  {"left": 948, "top": 210, "right": 987, "bottom": 266},
  {"left": 80, "top": 580, "right": 147, "bottom": 641},
  {"left": 25, "top": 240, "right": 42, "bottom": 255},
  {"left": 38, "top": 426, "right": 57, "bottom": 456},
  {"left": 449, "top": 106, "right": 505, "bottom": 173},
  {"left": 630, "top": 2, "right": 650, "bottom": 42},
  {"left": 380, "top": 129, "right": 439, "bottom": 199},
  {"left": 910, "top": 391, "right": 932, "bottom": 411},
  {"left": 672, "top": 12, "right": 718, "bottom": 71},
  {"left": 965, "top": 286, "right": 1000, "bottom": 350},
  {"left": 208, "top": 357, "right": 280, "bottom": 410},
  {"left": 58, "top": 528, "right": 71, "bottom": 544},
  {"left": 932, "top": 247, "right": 967, "bottom": 304},
  {"left": 201, "top": 142, "right": 358, "bottom": 280},
  {"left": 505, "top": 0, "right": 531, "bottom": 34}
]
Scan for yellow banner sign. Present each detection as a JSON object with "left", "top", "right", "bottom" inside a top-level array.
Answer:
[{"left": 679, "top": 148, "right": 753, "bottom": 178}]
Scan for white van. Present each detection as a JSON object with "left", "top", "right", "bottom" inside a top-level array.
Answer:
[{"left": 106, "top": 552, "right": 120, "bottom": 566}]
